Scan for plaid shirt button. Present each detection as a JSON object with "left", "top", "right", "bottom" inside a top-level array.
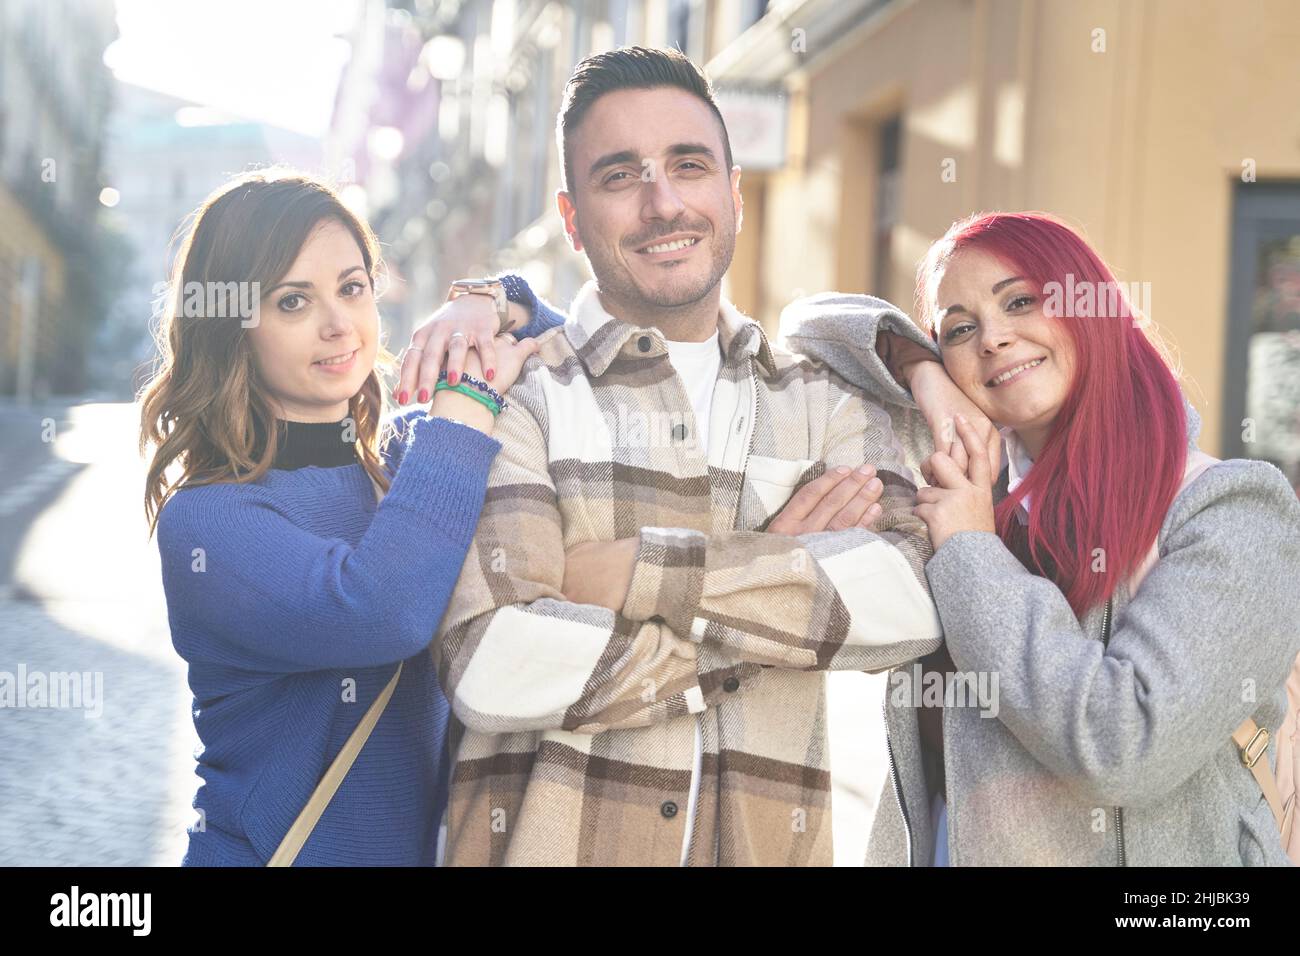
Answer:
[
  {"left": 660, "top": 801, "right": 678, "bottom": 819},
  {"left": 637, "top": 335, "right": 652, "bottom": 352},
  {"left": 723, "top": 677, "right": 740, "bottom": 692}
]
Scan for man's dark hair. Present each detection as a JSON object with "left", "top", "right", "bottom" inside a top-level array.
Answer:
[{"left": 556, "top": 45, "right": 734, "bottom": 194}]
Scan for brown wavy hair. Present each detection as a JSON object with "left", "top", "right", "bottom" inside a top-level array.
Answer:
[{"left": 139, "top": 168, "right": 395, "bottom": 537}]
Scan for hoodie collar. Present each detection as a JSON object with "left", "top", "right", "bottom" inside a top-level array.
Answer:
[{"left": 564, "top": 280, "right": 778, "bottom": 379}]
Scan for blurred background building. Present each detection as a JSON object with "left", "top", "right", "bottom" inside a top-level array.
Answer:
[
  {"left": 708, "top": 0, "right": 1300, "bottom": 477},
  {"left": 102, "top": 85, "right": 321, "bottom": 392},
  {"left": 0, "top": 0, "right": 118, "bottom": 401}
]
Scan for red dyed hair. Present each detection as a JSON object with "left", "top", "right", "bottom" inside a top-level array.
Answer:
[{"left": 915, "top": 212, "right": 1187, "bottom": 616}]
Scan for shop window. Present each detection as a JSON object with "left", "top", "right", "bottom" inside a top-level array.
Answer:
[{"left": 1223, "top": 181, "right": 1300, "bottom": 490}]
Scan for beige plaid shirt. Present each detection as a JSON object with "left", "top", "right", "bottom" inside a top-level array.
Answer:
[{"left": 434, "top": 282, "right": 941, "bottom": 865}]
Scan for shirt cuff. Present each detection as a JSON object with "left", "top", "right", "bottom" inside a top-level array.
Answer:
[
  {"left": 620, "top": 527, "right": 708, "bottom": 638},
  {"left": 925, "top": 530, "right": 1015, "bottom": 582}
]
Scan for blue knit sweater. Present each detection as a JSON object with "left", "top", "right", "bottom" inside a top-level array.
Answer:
[
  {"left": 158, "top": 413, "right": 505, "bottom": 865},
  {"left": 159, "top": 277, "right": 565, "bottom": 866}
]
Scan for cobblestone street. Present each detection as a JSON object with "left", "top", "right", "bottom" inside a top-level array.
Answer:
[{"left": 0, "top": 399, "right": 200, "bottom": 866}]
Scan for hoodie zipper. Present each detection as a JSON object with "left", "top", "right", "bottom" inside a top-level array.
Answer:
[
  {"left": 882, "top": 687, "right": 915, "bottom": 866},
  {"left": 1100, "top": 598, "right": 1127, "bottom": 867}
]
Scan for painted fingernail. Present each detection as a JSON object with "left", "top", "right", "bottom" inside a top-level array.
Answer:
[
  {"left": 418, "top": 388, "right": 429, "bottom": 403},
  {"left": 486, "top": 369, "right": 495, "bottom": 382},
  {"left": 448, "top": 372, "right": 458, "bottom": 386},
  {"left": 397, "top": 390, "right": 408, "bottom": 405}
]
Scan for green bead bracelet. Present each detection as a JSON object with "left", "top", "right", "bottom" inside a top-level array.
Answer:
[{"left": 434, "top": 380, "right": 502, "bottom": 416}]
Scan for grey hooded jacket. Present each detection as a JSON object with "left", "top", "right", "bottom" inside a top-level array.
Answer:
[{"left": 783, "top": 292, "right": 1300, "bottom": 866}]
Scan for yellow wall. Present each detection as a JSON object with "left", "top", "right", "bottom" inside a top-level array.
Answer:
[
  {"left": 0, "top": 186, "right": 67, "bottom": 372},
  {"left": 745, "top": 0, "right": 1300, "bottom": 455}
]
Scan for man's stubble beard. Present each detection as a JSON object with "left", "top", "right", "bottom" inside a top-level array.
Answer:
[{"left": 582, "top": 214, "right": 736, "bottom": 318}]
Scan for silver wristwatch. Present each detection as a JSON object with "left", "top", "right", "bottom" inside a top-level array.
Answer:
[{"left": 448, "top": 278, "right": 510, "bottom": 334}]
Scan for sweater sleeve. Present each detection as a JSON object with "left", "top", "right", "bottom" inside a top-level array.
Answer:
[
  {"left": 925, "top": 459, "right": 1300, "bottom": 808},
  {"left": 781, "top": 292, "right": 939, "bottom": 409},
  {"left": 779, "top": 292, "right": 950, "bottom": 485},
  {"left": 158, "top": 415, "right": 501, "bottom": 673},
  {"left": 498, "top": 273, "right": 567, "bottom": 339}
]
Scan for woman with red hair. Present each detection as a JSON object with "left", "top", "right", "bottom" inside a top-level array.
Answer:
[{"left": 785, "top": 211, "right": 1299, "bottom": 865}]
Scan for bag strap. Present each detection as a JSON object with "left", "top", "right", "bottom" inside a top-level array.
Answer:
[
  {"left": 268, "top": 472, "right": 398, "bottom": 867},
  {"left": 267, "top": 660, "right": 403, "bottom": 866},
  {"left": 1127, "top": 449, "right": 1290, "bottom": 837},
  {"left": 1231, "top": 719, "right": 1292, "bottom": 836}
]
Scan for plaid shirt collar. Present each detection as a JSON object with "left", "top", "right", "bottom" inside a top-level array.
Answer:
[{"left": 565, "top": 279, "right": 778, "bottom": 379}]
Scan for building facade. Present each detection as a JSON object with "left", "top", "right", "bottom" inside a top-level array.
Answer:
[
  {"left": 0, "top": 0, "right": 118, "bottom": 399},
  {"left": 713, "top": 0, "right": 1300, "bottom": 480},
  {"left": 101, "top": 84, "right": 321, "bottom": 395}
]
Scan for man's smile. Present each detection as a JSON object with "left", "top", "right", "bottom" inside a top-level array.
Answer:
[{"left": 634, "top": 233, "right": 703, "bottom": 259}]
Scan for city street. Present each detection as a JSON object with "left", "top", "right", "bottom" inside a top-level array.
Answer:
[{"left": 0, "top": 398, "right": 197, "bottom": 866}]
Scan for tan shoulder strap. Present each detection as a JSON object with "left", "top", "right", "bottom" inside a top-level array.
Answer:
[
  {"left": 267, "top": 471, "right": 399, "bottom": 867},
  {"left": 266, "top": 661, "right": 404, "bottom": 866},
  {"left": 1232, "top": 719, "right": 1293, "bottom": 837}
]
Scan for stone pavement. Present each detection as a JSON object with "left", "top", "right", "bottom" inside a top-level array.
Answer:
[
  {"left": 0, "top": 599, "right": 198, "bottom": 866},
  {"left": 0, "top": 400, "right": 200, "bottom": 866}
]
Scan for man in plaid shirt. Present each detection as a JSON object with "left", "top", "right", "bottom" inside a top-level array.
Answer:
[{"left": 432, "top": 46, "right": 942, "bottom": 865}]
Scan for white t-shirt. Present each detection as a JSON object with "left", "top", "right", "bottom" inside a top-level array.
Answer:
[
  {"left": 664, "top": 331, "right": 722, "bottom": 456},
  {"left": 663, "top": 329, "right": 721, "bottom": 865},
  {"left": 662, "top": 328, "right": 891, "bottom": 866}
]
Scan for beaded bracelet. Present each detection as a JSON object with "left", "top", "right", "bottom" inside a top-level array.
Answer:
[
  {"left": 442, "top": 377, "right": 507, "bottom": 412},
  {"left": 457, "top": 373, "right": 507, "bottom": 409},
  {"left": 438, "top": 369, "right": 508, "bottom": 410},
  {"left": 434, "top": 380, "right": 502, "bottom": 415},
  {"left": 435, "top": 381, "right": 501, "bottom": 415}
]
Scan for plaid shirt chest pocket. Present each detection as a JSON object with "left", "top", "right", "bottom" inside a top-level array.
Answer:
[{"left": 742, "top": 454, "right": 820, "bottom": 527}]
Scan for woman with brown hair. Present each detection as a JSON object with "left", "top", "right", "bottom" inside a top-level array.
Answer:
[{"left": 138, "top": 169, "right": 541, "bottom": 865}]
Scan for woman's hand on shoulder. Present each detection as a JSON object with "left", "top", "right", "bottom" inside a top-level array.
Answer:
[{"left": 396, "top": 287, "right": 535, "bottom": 404}]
